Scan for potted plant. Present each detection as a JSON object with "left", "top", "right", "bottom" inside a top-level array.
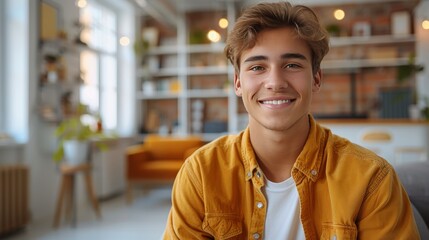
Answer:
[
  {"left": 52, "top": 104, "right": 113, "bottom": 165},
  {"left": 396, "top": 54, "right": 425, "bottom": 120}
]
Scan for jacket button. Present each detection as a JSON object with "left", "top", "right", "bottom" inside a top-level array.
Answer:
[
  {"left": 256, "top": 202, "right": 264, "bottom": 208},
  {"left": 247, "top": 172, "right": 252, "bottom": 178},
  {"left": 253, "top": 233, "right": 260, "bottom": 239},
  {"left": 311, "top": 169, "right": 317, "bottom": 176}
]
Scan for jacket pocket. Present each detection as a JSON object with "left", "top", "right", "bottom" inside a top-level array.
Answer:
[
  {"left": 320, "top": 223, "right": 357, "bottom": 240},
  {"left": 202, "top": 213, "right": 242, "bottom": 240}
]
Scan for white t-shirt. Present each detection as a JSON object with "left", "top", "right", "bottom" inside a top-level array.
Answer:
[{"left": 263, "top": 177, "right": 305, "bottom": 240}]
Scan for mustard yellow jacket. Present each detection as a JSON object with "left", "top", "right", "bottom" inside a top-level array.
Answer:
[{"left": 164, "top": 116, "right": 420, "bottom": 239}]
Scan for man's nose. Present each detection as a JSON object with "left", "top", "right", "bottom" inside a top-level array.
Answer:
[{"left": 264, "top": 67, "right": 288, "bottom": 91}]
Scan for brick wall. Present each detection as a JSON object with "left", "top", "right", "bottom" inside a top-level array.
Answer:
[{"left": 310, "top": 1, "right": 419, "bottom": 118}]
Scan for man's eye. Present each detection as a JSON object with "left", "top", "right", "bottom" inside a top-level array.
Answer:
[
  {"left": 285, "top": 63, "right": 300, "bottom": 69},
  {"left": 250, "top": 66, "right": 264, "bottom": 71}
]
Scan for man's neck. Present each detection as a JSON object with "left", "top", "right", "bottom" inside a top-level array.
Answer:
[{"left": 249, "top": 116, "right": 310, "bottom": 182}]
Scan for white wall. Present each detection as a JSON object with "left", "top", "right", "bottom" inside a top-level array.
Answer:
[
  {"left": 415, "top": 0, "right": 429, "bottom": 110},
  {"left": 26, "top": 0, "right": 81, "bottom": 222},
  {"left": 0, "top": 0, "right": 4, "bottom": 129},
  {"left": 25, "top": 0, "right": 137, "bottom": 221}
]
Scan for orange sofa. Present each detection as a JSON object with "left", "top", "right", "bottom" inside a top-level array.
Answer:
[{"left": 125, "top": 134, "right": 204, "bottom": 203}]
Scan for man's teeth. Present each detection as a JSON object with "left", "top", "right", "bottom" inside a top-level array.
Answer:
[{"left": 262, "top": 99, "right": 291, "bottom": 104}]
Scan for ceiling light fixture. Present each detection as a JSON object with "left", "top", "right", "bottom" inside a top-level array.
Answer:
[
  {"left": 422, "top": 20, "right": 429, "bottom": 30},
  {"left": 75, "top": 0, "right": 87, "bottom": 8},
  {"left": 334, "top": 9, "right": 345, "bottom": 21}
]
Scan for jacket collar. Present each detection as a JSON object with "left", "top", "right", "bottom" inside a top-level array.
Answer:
[
  {"left": 240, "top": 114, "right": 328, "bottom": 182},
  {"left": 293, "top": 114, "right": 328, "bottom": 182},
  {"left": 241, "top": 128, "right": 260, "bottom": 181}
]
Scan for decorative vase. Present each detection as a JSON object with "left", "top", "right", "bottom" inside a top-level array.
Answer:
[{"left": 63, "top": 140, "right": 89, "bottom": 165}]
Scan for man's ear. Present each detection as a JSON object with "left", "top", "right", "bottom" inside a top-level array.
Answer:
[
  {"left": 234, "top": 72, "right": 242, "bottom": 96},
  {"left": 312, "top": 69, "right": 322, "bottom": 93}
]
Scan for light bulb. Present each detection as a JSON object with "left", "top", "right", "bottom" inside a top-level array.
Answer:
[
  {"left": 76, "top": 0, "right": 87, "bottom": 8},
  {"left": 422, "top": 20, "right": 429, "bottom": 30},
  {"left": 219, "top": 18, "right": 228, "bottom": 29},
  {"left": 119, "top": 36, "right": 130, "bottom": 46},
  {"left": 207, "top": 30, "right": 221, "bottom": 43},
  {"left": 334, "top": 9, "right": 345, "bottom": 21}
]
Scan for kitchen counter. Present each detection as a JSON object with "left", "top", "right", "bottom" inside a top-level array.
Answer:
[
  {"left": 318, "top": 118, "right": 429, "bottom": 125},
  {"left": 318, "top": 119, "right": 429, "bottom": 166}
]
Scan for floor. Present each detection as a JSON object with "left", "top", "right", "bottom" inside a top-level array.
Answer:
[{"left": 4, "top": 187, "right": 172, "bottom": 240}]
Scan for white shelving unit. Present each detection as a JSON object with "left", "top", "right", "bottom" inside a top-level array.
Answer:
[
  {"left": 136, "top": 1, "right": 418, "bottom": 139},
  {"left": 137, "top": 3, "right": 242, "bottom": 141},
  {"left": 323, "top": 34, "right": 415, "bottom": 71}
]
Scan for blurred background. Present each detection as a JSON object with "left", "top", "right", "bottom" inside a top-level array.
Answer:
[{"left": 1, "top": 0, "right": 428, "bottom": 239}]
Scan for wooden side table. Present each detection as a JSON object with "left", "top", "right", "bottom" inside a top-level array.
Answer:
[{"left": 53, "top": 163, "right": 101, "bottom": 228}]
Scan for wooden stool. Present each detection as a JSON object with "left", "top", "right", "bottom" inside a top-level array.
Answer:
[{"left": 53, "top": 163, "right": 101, "bottom": 228}]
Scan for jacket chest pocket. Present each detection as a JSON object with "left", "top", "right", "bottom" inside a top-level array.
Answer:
[
  {"left": 320, "top": 224, "right": 357, "bottom": 240},
  {"left": 202, "top": 213, "right": 242, "bottom": 240}
]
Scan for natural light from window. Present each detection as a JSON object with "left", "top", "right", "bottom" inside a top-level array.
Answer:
[{"left": 79, "top": 0, "right": 118, "bottom": 130}]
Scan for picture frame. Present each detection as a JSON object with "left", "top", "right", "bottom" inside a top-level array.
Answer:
[
  {"left": 39, "top": 0, "right": 63, "bottom": 40},
  {"left": 391, "top": 11, "right": 410, "bottom": 36}
]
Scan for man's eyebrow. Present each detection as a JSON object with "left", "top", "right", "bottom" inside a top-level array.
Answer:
[
  {"left": 243, "top": 53, "right": 308, "bottom": 63},
  {"left": 281, "top": 53, "right": 308, "bottom": 60},
  {"left": 243, "top": 55, "right": 267, "bottom": 63}
]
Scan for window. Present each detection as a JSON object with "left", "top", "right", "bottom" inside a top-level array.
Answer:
[
  {"left": 0, "top": 0, "right": 28, "bottom": 142},
  {"left": 0, "top": 0, "right": 4, "bottom": 132},
  {"left": 79, "top": 0, "right": 118, "bottom": 130}
]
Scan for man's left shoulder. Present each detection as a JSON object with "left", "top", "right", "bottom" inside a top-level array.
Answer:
[{"left": 328, "top": 134, "right": 393, "bottom": 174}]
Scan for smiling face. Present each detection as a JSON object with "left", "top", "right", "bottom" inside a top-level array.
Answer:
[{"left": 235, "top": 27, "right": 321, "bottom": 133}]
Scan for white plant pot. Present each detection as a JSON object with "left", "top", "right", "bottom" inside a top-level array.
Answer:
[
  {"left": 63, "top": 140, "right": 89, "bottom": 165},
  {"left": 409, "top": 104, "right": 421, "bottom": 120}
]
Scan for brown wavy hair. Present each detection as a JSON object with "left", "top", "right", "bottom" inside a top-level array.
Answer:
[{"left": 225, "top": 2, "right": 329, "bottom": 74}]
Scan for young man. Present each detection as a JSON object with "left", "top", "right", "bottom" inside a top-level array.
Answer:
[{"left": 163, "top": 2, "right": 419, "bottom": 239}]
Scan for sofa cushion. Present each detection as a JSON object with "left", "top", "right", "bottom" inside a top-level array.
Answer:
[
  {"left": 144, "top": 135, "right": 203, "bottom": 160},
  {"left": 138, "top": 160, "right": 184, "bottom": 180}
]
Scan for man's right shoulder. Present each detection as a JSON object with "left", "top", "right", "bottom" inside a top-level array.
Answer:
[{"left": 185, "top": 132, "right": 245, "bottom": 170}]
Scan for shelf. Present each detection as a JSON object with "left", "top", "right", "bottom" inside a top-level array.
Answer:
[
  {"left": 137, "top": 67, "right": 179, "bottom": 78},
  {"left": 147, "top": 43, "right": 226, "bottom": 55},
  {"left": 147, "top": 45, "right": 178, "bottom": 55},
  {"left": 138, "top": 66, "right": 229, "bottom": 77},
  {"left": 146, "top": 42, "right": 230, "bottom": 56},
  {"left": 0, "top": 141, "right": 25, "bottom": 148},
  {"left": 187, "top": 43, "right": 226, "bottom": 53},
  {"left": 187, "top": 89, "right": 229, "bottom": 98},
  {"left": 187, "top": 66, "right": 229, "bottom": 75},
  {"left": 330, "top": 34, "right": 415, "bottom": 47},
  {"left": 322, "top": 57, "right": 410, "bottom": 70},
  {"left": 136, "top": 91, "right": 179, "bottom": 100}
]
